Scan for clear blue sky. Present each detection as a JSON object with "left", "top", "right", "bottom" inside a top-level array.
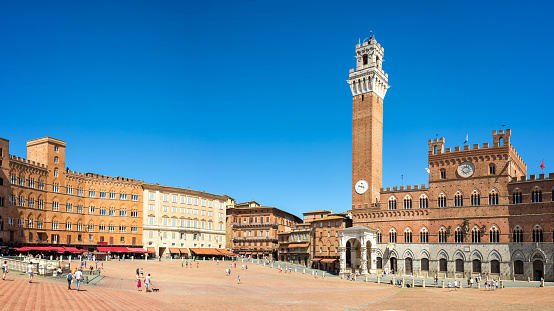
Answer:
[{"left": 1, "top": 1, "right": 553, "bottom": 218}]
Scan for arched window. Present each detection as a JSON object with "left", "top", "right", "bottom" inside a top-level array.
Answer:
[
  {"left": 471, "top": 190, "right": 480, "bottom": 206},
  {"left": 419, "top": 195, "right": 428, "bottom": 208},
  {"left": 420, "top": 228, "right": 429, "bottom": 243},
  {"left": 456, "top": 259, "right": 464, "bottom": 272},
  {"left": 439, "top": 258, "right": 447, "bottom": 272},
  {"left": 88, "top": 221, "right": 95, "bottom": 232},
  {"left": 362, "top": 54, "right": 368, "bottom": 65},
  {"left": 421, "top": 258, "right": 429, "bottom": 271},
  {"left": 533, "top": 225, "right": 543, "bottom": 242},
  {"left": 438, "top": 193, "right": 447, "bottom": 207},
  {"left": 489, "top": 164, "right": 496, "bottom": 175},
  {"left": 471, "top": 227, "right": 480, "bottom": 243},
  {"left": 532, "top": 189, "right": 542, "bottom": 203},
  {"left": 404, "top": 228, "right": 412, "bottom": 243},
  {"left": 65, "top": 219, "right": 72, "bottom": 231},
  {"left": 455, "top": 227, "right": 464, "bottom": 243},
  {"left": 489, "top": 226, "right": 499, "bottom": 243},
  {"left": 512, "top": 189, "right": 522, "bottom": 204},
  {"left": 438, "top": 227, "right": 447, "bottom": 243},
  {"left": 376, "top": 231, "right": 382, "bottom": 243},
  {"left": 404, "top": 196, "right": 412, "bottom": 209},
  {"left": 514, "top": 260, "right": 524, "bottom": 274},
  {"left": 513, "top": 226, "right": 523, "bottom": 242},
  {"left": 389, "top": 229, "right": 397, "bottom": 243},
  {"left": 489, "top": 189, "right": 498, "bottom": 205},
  {"left": 388, "top": 197, "right": 397, "bottom": 210},
  {"left": 491, "top": 260, "right": 500, "bottom": 274},
  {"left": 454, "top": 191, "right": 463, "bottom": 207},
  {"left": 440, "top": 168, "right": 446, "bottom": 179},
  {"left": 473, "top": 259, "right": 482, "bottom": 273}
]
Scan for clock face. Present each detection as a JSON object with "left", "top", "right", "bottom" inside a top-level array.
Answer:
[
  {"left": 355, "top": 179, "right": 369, "bottom": 194},
  {"left": 457, "top": 162, "right": 475, "bottom": 178}
]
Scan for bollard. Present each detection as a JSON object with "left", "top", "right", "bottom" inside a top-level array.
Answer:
[
  {"left": 401, "top": 278, "right": 405, "bottom": 288},
  {"left": 171, "top": 257, "right": 173, "bottom": 261},
  {"left": 513, "top": 277, "right": 515, "bottom": 282},
  {"left": 132, "top": 256, "right": 134, "bottom": 261},
  {"left": 303, "top": 269, "right": 306, "bottom": 274},
  {"left": 528, "top": 277, "right": 530, "bottom": 282},
  {"left": 422, "top": 279, "right": 425, "bottom": 288},
  {"left": 365, "top": 276, "right": 368, "bottom": 282},
  {"left": 500, "top": 280, "right": 504, "bottom": 288},
  {"left": 477, "top": 281, "right": 480, "bottom": 289},
  {"left": 411, "top": 278, "right": 414, "bottom": 288},
  {"left": 426, "top": 272, "right": 429, "bottom": 278},
  {"left": 541, "top": 278, "right": 545, "bottom": 287},
  {"left": 377, "top": 276, "right": 380, "bottom": 283},
  {"left": 295, "top": 267, "right": 297, "bottom": 273},
  {"left": 442, "top": 280, "right": 445, "bottom": 288},
  {"left": 459, "top": 280, "right": 462, "bottom": 288},
  {"left": 392, "top": 277, "right": 396, "bottom": 285},
  {"left": 145, "top": 256, "right": 148, "bottom": 261}
]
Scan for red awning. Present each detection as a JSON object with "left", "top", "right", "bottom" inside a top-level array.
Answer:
[
  {"left": 168, "top": 248, "right": 180, "bottom": 253},
  {"left": 96, "top": 247, "right": 129, "bottom": 253},
  {"left": 178, "top": 248, "right": 189, "bottom": 254},
  {"left": 190, "top": 248, "right": 224, "bottom": 256},
  {"left": 15, "top": 247, "right": 30, "bottom": 251},
  {"left": 128, "top": 248, "right": 149, "bottom": 253},
  {"left": 63, "top": 247, "right": 87, "bottom": 253},
  {"left": 320, "top": 258, "right": 338, "bottom": 263},
  {"left": 217, "top": 249, "right": 236, "bottom": 256}
]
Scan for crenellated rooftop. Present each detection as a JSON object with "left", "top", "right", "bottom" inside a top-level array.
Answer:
[
  {"left": 381, "top": 184, "right": 428, "bottom": 193},
  {"left": 9, "top": 155, "right": 48, "bottom": 170},
  {"left": 65, "top": 168, "right": 142, "bottom": 184},
  {"left": 511, "top": 173, "right": 554, "bottom": 183}
]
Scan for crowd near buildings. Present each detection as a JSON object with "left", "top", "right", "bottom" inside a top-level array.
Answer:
[{"left": 1, "top": 35, "right": 554, "bottom": 283}]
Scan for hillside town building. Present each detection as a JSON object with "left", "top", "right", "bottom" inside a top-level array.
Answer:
[{"left": 340, "top": 35, "right": 554, "bottom": 282}]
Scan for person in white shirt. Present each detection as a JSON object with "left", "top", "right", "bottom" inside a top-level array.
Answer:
[
  {"left": 27, "top": 263, "right": 34, "bottom": 283},
  {"left": 2, "top": 261, "right": 8, "bottom": 280},
  {"left": 75, "top": 268, "right": 83, "bottom": 291}
]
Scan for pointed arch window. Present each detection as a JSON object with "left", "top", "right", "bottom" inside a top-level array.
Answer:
[
  {"left": 419, "top": 195, "right": 428, "bottom": 208},
  {"left": 438, "top": 193, "right": 447, "bottom": 207},
  {"left": 471, "top": 190, "right": 480, "bottom": 206},
  {"left": 512, "top": 189, "right": 522, "bottom": 204},
  {"left": 403, "top": 196, "right": 412, "bottom": 209},
  {"left": 489, "top": 189, "right": 498, "bottom": 205},
  {"left": 455, "top": 227, "right": 464, "bottom": 243},
  {"left": 389, "top": 229, "right": 397, "bottom": 243},
  {"left": 532, "top": 189, "right": 542, "bottom": 203},
  {"left": 489, "top": 226, "right": 499, "bottom": 243},
  {"left": 439, "top": 227, "right": 447, "bottom": 243},
  {"left": 420, "top": 228, "right": 429, "bottom": 243},
  {"left": 454, "top": 192, "right": 463, "bottom": 207},
  {"left": 471, "top": 227, "right": 481, "bottom": 243},
  {"left": 513, "top": 226, "right": 523, "bottom": 242},
  {"left": 388, "top": 197, "right": 397, "bottom": 210},
  {"left": 404, "top": 228, "right": 412, "bottom": 243},
  {"left": 532, "top": 225, "right": 543, "bottom": 242},
  {"left": 377, "top": 231, "right": 382, "bottom": 243}
]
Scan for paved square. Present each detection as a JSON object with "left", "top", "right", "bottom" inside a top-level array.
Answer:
[{"left": 1, "top": 259, "right": 554, "bottom": 310}]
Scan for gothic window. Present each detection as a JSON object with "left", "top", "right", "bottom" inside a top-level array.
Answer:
[
  {"left": 404, "top": 228, "right": 412, "bottom": 243},
  {"left": 514, "top": 260, "right": 524, "bottom": 274},
  {"left": 454, "top": 191, "right": 463, "bottom": 207},
  {"left": 389, "top": 229, "right": 397, "bottom": 243},
  {"left": 471, "top": 190, "right": 480, "bottom": 206},
  {"left": 376, "top": 231, "right": 382, "bottom": 244},
  {"left": 421, "top": 258, "right": 429, "bottom": 271},
  {"left": 403, "top": 196, "right": 412, "bottom": 209},
  {"left": 489, "top": 164, "right": 496, "bottom": 175},
  {"left": 489, "top": 226, "right": 499, "bottom": 243},
  {"left": 420, "top": 228, "right": 429, "bottom": 243},
  {"left": 471, "top": 227, "right": 480, "bottom": 243},
  {"left": 440, "top": 169, "right": 446, "bottom": 179},
  {"left": 455, "top": 227, "right": 464, "bottom": 243},
  {"left": 456, "top": 259, "right": 464, "bottom": 272},
  {"left": 513, "top": 226, "right": 523, "bottom": 242},
  {"left": 532, "top": 225, "right": 543, "bottom": 242},
  {"left": 419, "top": 195, "right": 428, "bottom": 208},
  {"left": 532, "top": 189, "right": 542, "bottom": 203},
  {"left": 388, "top": 197, "right": 397, "bottom": 210},
  {"left": 438, "top": 227, "right": 447, "bottom": 243},
  {"left": 489, "top": 189, "right": 498, "bottom": 205},
  {"left": 438, "top": 193, "right": 447, "bottom": 208},
  {"left": 512, "top": 190, "right": 522, "bottom": 204}
]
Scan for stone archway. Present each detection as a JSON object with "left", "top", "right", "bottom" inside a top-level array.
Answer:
[{"left": 339, "top": 226, "right": 378, "bottom": 276}]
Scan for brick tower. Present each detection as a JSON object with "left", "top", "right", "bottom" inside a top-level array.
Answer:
[{"left": 348, "top": 35, "right": 389, "bottom": 209}]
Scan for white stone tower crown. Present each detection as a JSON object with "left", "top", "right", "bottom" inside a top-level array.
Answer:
[{"left": 347, "top": 36, "right": 389, "bottom": 99}]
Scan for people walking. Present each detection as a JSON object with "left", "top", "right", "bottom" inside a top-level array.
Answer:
[
  {"left": 67, "top": 271, "right": 73, "bottom": 290},
  {"left": 145, "top": 274, "right": 151, "bottom": 292},
  {"left": 2, "top": 261, "right": 8, "bottom": 280},
  {"left": 75, "top": 268, "right": 83, "bottom": 291},
  {"left": 27, "top": 263, "right": 34, "bottom": 283},
  {"left": 137, "top": 278, "right": 142, "bottom": 291}
]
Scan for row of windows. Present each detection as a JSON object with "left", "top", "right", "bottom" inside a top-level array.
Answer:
[
  {"left": 439, "top": 164, "right": 497, "bottom": 179},
  {"left": 7, "top": 217, "right": 138, "bottom": 233},
  {"left": 149, "top": 192, "right": 225, "bottom": 209},
  {"left": 9, "top": 175, "right": 139, "bottom": 201},
  {"left": 147, "top": 217, "right": 224, "bottom": 231},
  {"left": 376, "top": 225, "right": 550, "bottom": 243},
  {"left": 8, "top": 196, "right": 139, "bottom": 216}
]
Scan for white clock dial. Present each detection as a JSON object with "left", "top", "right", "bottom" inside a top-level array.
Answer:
[
  {"left": 355, "top": 179, "right": 369, "bottom": 194},
  {"left": 457, "top": 162, "right": 475, "bottom": 178}
]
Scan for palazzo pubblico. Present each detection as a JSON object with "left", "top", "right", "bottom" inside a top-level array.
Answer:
[{"left": 339, "top": 36, "right": 554, "bottom": 281}]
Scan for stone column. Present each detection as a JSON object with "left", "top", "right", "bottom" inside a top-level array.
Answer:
[
  {"left": 369, "top": 248, "right": 378, "bottom": 274},
  {"left": 339, "top": 247, "right": 346, "bottom": 275},
  {"left": 361, "top": 246, "right": 368, "bottom": 275}
]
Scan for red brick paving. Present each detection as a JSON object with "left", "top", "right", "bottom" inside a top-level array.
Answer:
[{"left": 2, "top": 260, "right": 554, "bottom": 310}]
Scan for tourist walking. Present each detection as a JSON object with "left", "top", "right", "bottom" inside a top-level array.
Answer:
[
  {"left": 2, "top": 261, "right": 8, "bottom": 280},
  {"left": 454, "top": 280, "right": 458, "bottom": 291},
  {"left": 141, "top": 268, "right": 144, "bottom": 278},
  {"left": 67, "top": 271, "right": 73, "bottom": 290},
  {"left": 75, "top": 268, "right": 83, "bottom": 291},
  {"left": 145, "top": 274, "right": 151, "bottom": 292},
  {"left": 137, "top": 278, "right": 142, "bottom": 291},
  {"left": 27, "top": 263, "right": 34, "bottom": 283},
  {"left": 237, "top": 275, "right": 242, "bottom": 284}
]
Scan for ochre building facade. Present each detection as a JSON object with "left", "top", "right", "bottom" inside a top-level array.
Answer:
[{"left": 0, "top": 137, "right": 143, "bottom": 250}]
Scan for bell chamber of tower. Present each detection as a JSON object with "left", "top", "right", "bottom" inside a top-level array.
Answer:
[{"left": 350, "top": 36, "right": 389, "bottom": 209}]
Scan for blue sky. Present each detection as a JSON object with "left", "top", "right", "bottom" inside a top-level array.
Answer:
[{"left": 1, "top": 1, "right": 553, "bottom": 218}]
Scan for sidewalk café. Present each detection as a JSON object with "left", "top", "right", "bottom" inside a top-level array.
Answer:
[
  {"left": 13, "top": 246, "right": 87, "bottom": 259},
  {"left": 189, "top": 248, "right": 237, "bottom": 260},
  {"left": 96, "top": 246, "right": 154, "bottom": 260}
]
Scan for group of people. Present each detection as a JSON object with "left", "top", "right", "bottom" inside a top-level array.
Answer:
[
  {"left": 135, "top": 267, "right": 153, "bottom": 292},
  {"left": 66, "top": 268, "right": 84, "bottom": 291}
]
